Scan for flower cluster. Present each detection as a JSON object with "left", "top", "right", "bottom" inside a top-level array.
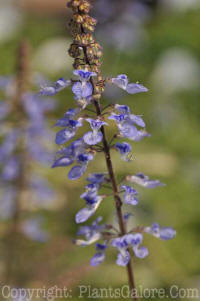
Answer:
[
  {"left": 0, "top": 78, "right": 55, "bottom": 240},
  {"left": 75, "top": 211, "right": 175, "bottom": 267},
  {"left": 40, "top": 0, "right": 176, "bottom": 273}
]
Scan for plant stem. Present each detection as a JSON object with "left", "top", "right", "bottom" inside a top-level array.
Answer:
[{"left": 94, "top": 97, "right": 138, "bottom": 301}]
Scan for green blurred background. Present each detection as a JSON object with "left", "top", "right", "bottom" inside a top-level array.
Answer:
[{"left": 0, "top": 0, "right": 200, "bottom": 300}]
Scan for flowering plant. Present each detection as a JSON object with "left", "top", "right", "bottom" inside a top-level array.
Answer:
[
  {"left": 40, "top": 0, "right": 176, "bottom": 295},
  {"left": 0, "top": 42, "right": 55, "bottom": 242}
]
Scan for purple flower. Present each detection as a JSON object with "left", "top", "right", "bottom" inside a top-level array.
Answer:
[
  {"left": 90, "top": 243, "right": 107, "bottom": 266},
  {"left": 90, "top": 251, "right": 106, "bottom": 266},
  {"left": 21, "top": 218, "right": 49, "bottom": 242},
  {"left": 117, "top": 250, "right": 130, "bottom": 266},
  {"left": 115, "top": 142, "right": 132, "bottom": 161},
  {"left": 114, "top": 104, "right": 130, "bottom": 115},
  {"left": 126, "top": 172, "right": 165, "bottom": 188},
  {"left": 68, "top": 153, "right": 94, "bottom": 180},
  {"left": 111, "top": 233, "right": 148, "bottom": 265},
  {"left": 111, "top": 74, "right": 148, "bottom": 94},
  {"left": 0, "top": 130, "right": 19, "bottom": 162},
  {"left": 1, "top": 157, "right": 20, "bottom": 181},
  {"left": 72, "top": 81, "right": 93, "bottom": 102},
  {"left": 80, "top": 183, "right": 99, "bottom": 203},
  {"left": 40, "top": 78, "right": 71, "bottom": 96},
  {"left": 144, "top": 223, "right": 176, "bottom": 240},
  {"left": 110, "top": 237, "right": 130, "bottom": 266},
  {"left": 0, "top": 102, "right": 10, "bottom": 120},
  {"left": 73, "top": 70, "right": 96, "bottom": 81},
  {"left": 54, "top": 108, "right": 79, "bottom": 127},
  {"left": 109, "top": 109, "right": 148, "bottom": 142},
  {"left": 121, "top": 185, "right": 139, "bottom": 206},
  {"left": 75, "top": 195, "right": 103, "bottom": 223},
  {"left": 83, "top": 118, "right": 107, "bottom": 145},
  {"left": 87, "top": 173, "right": 106, "bottom": 185},
  {"left": 55, "top": 118, "right": 82, "bottom": 145},
  {"left": 68, "top": 165, "right": 87, "bottom": 180},
  {"left": 55, "top": 128, "right": 76, "bottom": 145},
  {"left": 52, "top": 156, "right": 73, "bottom": 168},
  {"left": 133, "top": 246, "right": 149, "bottom": 258},
  {"left": 74, "top": 217, "right": 105, "bottom": 246},
  {"left": 72, "top": 70, "right": 96, "bottom": 108},
  {"left": 52, "top": 138, "right": 92, "bottom": 180}
]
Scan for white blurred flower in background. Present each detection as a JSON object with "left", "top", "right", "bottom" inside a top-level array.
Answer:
[
  {"left": 0, "top": 1, "right": 23, "bottom": 42},
  {"left": 161, "top": 0, "right": 200, "bottom": 12},
  {"left": 151, "top": 48, "right": 200, "bottom": 94},
  {"left": 33, "top": 38, "right": 73, "bottom": 75}
]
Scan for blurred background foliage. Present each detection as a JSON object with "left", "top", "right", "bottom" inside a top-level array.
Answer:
[{"left": 0, "top": 0, "right": 200, "bottom": 300}]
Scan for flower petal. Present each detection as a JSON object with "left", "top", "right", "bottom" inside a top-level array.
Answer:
[
  {"left": 126, "top": 83, "right": 148, "bottom": 94},
  {"left": 55, "top": 128, "right": 76, "bottom": 145},
  {"left": 52, "top": 156, "right": 73, "bottom": 168},
  {"left": 83, "top": 131, "right": 103, "bottom": 145},
  {"left": 133, "top": 246, "right": 149, "bottom": 258},
  {"left": 116, "top": 250, "right": 130, "bottom": 266},
  {"left": 68, "top": 165, "right": 86, "bottom": 180},
  {"left": 90, "top": 252, "right": 106, "bottom": 266}
]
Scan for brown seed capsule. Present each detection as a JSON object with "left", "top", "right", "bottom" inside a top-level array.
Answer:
[
  {"left": 93, "top": 93, "right": 101, "bottom": 100},
  {"left": 72, "top": 0, "right": 81, "bottom": 7},
  {"left": 73, "top": 13, "right": 84, "bottom": 24},
  {"left": 79, "top": 1, "right": 91, "bottom": 13}
]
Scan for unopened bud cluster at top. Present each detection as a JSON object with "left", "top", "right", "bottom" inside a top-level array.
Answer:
[{"left": 67, "top": 0, "right": 104, "bottom": 98}]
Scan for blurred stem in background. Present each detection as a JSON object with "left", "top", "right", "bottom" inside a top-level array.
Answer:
[{"left": 4, "top": 40, "right": 30, "bottom": 285}]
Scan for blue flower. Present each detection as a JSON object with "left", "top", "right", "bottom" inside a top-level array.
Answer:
[
  {"left": 121, "top": 185, "right": 139, "bottom": 206},
  {"left": 40, "top": 78, "right": 71, "bottom": 96},
  {"left": 74, "top": 217, "right": 105, "bottom": 246},
  {"left": 0, "top": 102, "right": 10, "bottom": 121},
  {"left": 55, "top": 118, "right": 83, "bottom": 145},
  {"left": 80, "top": 183, "right": 99, "bottom": 204},
  {"left": 90, "top": 243, "right": 107, "bottom": 266},
  {"left": 0, "top": 130, "right": 19, "bottom": 162},
  {"left": 73, "top": 69, "right": 96, "bottom": 81},
  {"left": 116, "top": 250, "right": 130, "bottom": 266},
  {"left": 68, "top": 153, "right": 94, "bottom": 180},
  {"left": 68, "top": 165, "right": 87, "bottom": 180},
  {"left": 144, "top": 223, "right": 176, "bottom": 240},
  {"left": 72, "top": 70, "right": 96, "bottom": 108},
  {"left": 115, "top": 142, "right": 132, "bottom": 161},
  {"left": 76, "top": 179, "right": 104, "bottom": 223},
  {"left": 114, "top": 104, "right": 130, "bottom": 115},
  {"left": 83, "top": 118, "right": 107, "bottom": 145},
  {"left": 110, "top": 236, "right": 130, "bottom": 266},
  {"left": 111, "top": 74, "right": 148, "bottom": 94},
  {"left": 1, "top": 156, "right": 20, "bottom": 181},
  {"left": 111, "top": 233, "right": 148, "bottom": 265},
  {"left": 54, "top": 108, "right": 80, "bottom": 127},
  {"left": 108, "top": 113, "right": 126, "bottom": 123},
  {"left": 72, "top": 81, "right": 93, "bottom": 102},
  {"left": 21, "top": 217, "right": 49, "bottom": 242},
  {"left": 126, "top": 172, "right": 165, "bottom": 188},
  {"left": 55, "top": 128, "right": 76, "bottom": 145},
  {"left": 52, "top": 138, "right": 93, "bottom": 180},
  {"left": 87, "top": 173, "right": 106, "bottom": 184},
  {"left": 52, "top": 156, "right": 74, "bottom": 168},
  {"left": 109, "top": 104, "right": 149, "bottom": 142}
]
